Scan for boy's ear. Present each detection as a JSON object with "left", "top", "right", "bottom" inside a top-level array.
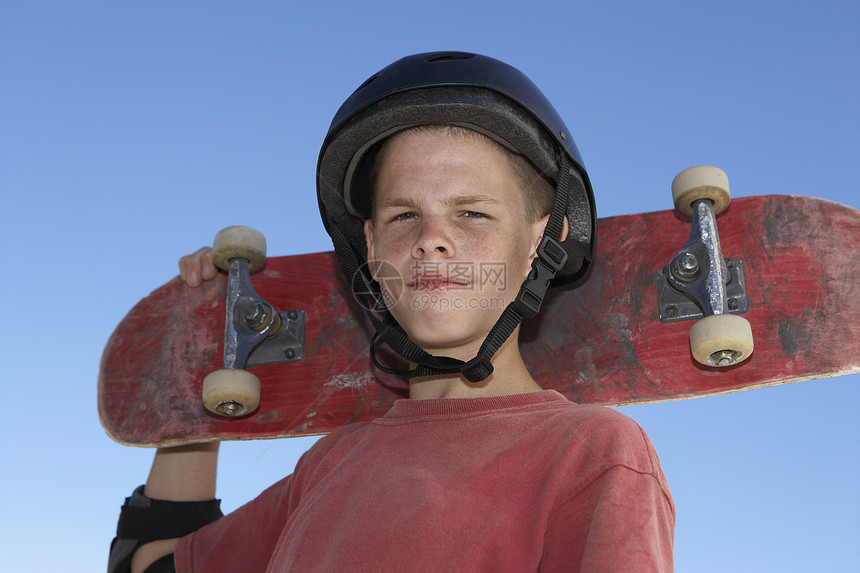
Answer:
[
  {"left": 533, "top": 215, "right": 569, "bottom": 253},
  {"left": 560, "top": 216, "right": 569, "bottom": 242},
  {"left": 364, "top": 219, "right": 378, "bottom": 281}
]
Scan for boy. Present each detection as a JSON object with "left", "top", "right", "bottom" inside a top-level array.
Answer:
[{"left": 111, "top": 52, "right": 674, "bottom": 572}]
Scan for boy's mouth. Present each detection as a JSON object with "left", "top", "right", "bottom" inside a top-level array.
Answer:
[{"left": 408, "top": 275, "right": 469, "bottom": 291}]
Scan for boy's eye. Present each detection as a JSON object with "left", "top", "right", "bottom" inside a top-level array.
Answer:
[
  {"left": 462, "top": 210, "right": 487, "bottom": 219},
  {"left": 392, "top": 212, "right": 418, "bottom": 222}
]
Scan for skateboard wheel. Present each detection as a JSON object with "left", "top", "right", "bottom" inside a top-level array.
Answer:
[
  {"left": 202, "top": 368, "right": 261, "bottom": 417},
  {"left": 212, "top": 226, "right": 267, "bottom": 273},
  {"left": 672, "top": 165, "right": 731, "bottom": 218},
  {"left": 689, "top": 313, "right": 754, "bottom": 368}
]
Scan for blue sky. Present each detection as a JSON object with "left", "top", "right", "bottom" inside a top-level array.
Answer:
[{"left": 1, "top": 1, "right": 858, "bottom": 571}]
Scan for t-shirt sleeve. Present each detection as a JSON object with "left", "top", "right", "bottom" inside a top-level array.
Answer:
[
  {"left": 536, "top": 405, "right": 676, "bottom": 572},
  {"left": 174, "top": 474, "right": 296, "bottom": 572},
  {"left": 172, "top": 426, "right": 363, "bottom": 572},
  {"left": 540, "top": 464, "right": 675, "bottom": 572}
]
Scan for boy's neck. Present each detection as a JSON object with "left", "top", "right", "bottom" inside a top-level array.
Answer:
[{"left": 407, "top": 338, "right": 542, "bottom": 400}]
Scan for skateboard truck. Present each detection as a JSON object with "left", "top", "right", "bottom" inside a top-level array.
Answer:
[
  {"left": 656, "top": 166, "right": 754, "bottom": 367},
  {"left": 202, "top": 226, "right": 306, "bottom": 417}
]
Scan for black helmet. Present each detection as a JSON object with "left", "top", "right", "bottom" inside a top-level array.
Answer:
[
  {"left": 317, "top": 50, "right": 596, "bottom": 281},
  {"left": 316, "top": 51, "right": 597, "bottom": 383}
]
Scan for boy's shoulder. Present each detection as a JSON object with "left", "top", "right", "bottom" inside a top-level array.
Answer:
[
  {"left": 523, "top": 391, "right": 648, "bottom": 434},
  {"left": 551, "top": 398, "right": 644, "bottom": 433},
  {"left": 537, "top": 397, "right": 664, "bottom": 476}
]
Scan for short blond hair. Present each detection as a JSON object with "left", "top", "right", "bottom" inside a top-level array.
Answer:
[{"left": 369, "top": 125, "right": 554, "bottom": 222}]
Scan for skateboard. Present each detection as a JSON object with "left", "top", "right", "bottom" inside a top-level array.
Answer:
[{"left": 99, "top": 167, "right": 860, "bottom": 447}]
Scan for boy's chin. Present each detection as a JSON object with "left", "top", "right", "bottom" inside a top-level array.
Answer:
[
  {"left": 400, "top": 321, "right": 490, "bottom": 357},
  {"left": 388, "top": 297, "right": 505, "bottom": 350}
]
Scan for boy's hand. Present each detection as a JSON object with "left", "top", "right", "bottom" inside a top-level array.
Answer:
[{"left": 179, "top": 247, "right": 218, "bottom": 287}]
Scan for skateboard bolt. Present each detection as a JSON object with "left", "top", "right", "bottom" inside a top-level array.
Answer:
[
  {"left": 728, "top": 297, "right": 739, "bottom": 311},
  {"left": 710, "top": 350, "right": 738, "bottom": 367},
  {"left": 671, "top": 252, "right": 700, "bottom": 282},
  {"left": 680, "top": 253, "right": 698, "bottom": 272},
  {"left": 284, "top": 348, "right": 296, "bottom": 360},
  {"left": 287, "top": 310, "right": 298, "bottom": 320},
  {"left": 214, "top": 400, "right": 247, "bottom": 417},
  {"left": 245, "top": 303, "right": 272, "bottom": 331},
  {"left": 665, "top": 305, "right": 678, "bottom": 318}
]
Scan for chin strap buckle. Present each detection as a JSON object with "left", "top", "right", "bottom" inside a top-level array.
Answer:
[
  {"left": 462, "top": 355, "right": 494, "bottom": 382},
  {"left": 514, "top": 236, "right": 568, "bottom": 318}
]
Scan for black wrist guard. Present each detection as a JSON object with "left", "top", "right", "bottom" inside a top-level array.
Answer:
[{"left": 108, "top": 485, "right": 223, "bottom": 573}]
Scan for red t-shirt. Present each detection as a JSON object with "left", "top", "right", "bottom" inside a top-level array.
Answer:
[{"left": 176, "top": 390, "right": 674, "bottom": 571}]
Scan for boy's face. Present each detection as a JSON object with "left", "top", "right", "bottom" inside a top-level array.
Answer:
[{"left": 364, "top": 129, "right": 548, "bottom": 358}]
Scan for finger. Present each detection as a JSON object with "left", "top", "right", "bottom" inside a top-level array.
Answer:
[
  {"left": 178, "top": 247, "right": 212, "bottom": 287},
  {"left": 200, "top": 248, "right": 217, "bottom": 281}
]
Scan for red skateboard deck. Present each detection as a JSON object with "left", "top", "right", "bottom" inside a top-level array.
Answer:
[{"left": 99, "top": 195, "right": 860, "bottom": 446}]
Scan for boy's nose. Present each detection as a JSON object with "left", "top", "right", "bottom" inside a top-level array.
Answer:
[{"left": 412, "top": 220, "right": 452, "bottom": 259}]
